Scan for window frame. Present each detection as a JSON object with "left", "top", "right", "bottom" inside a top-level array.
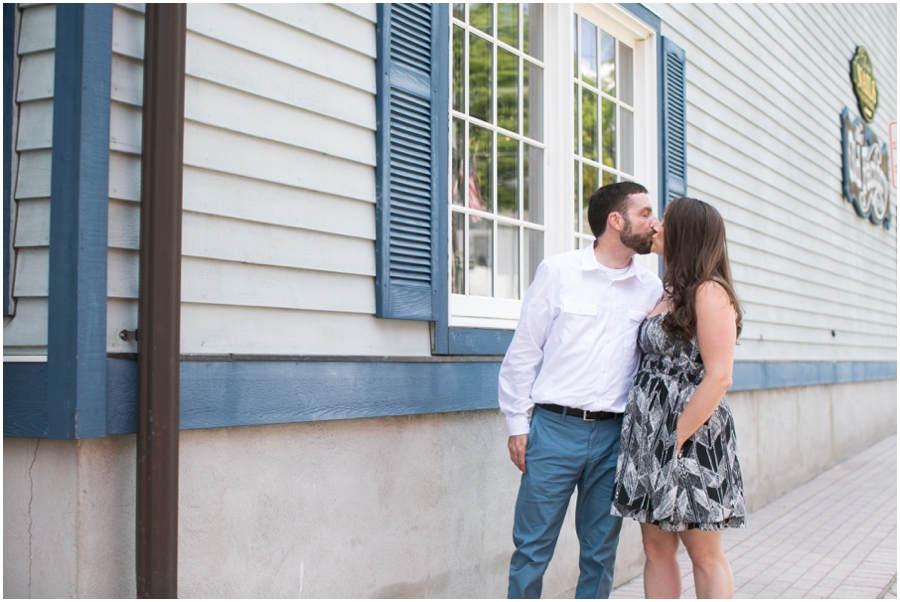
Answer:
[
  {"left": 440, "top": 3, "right": 659, "bottom": 340},
  {"left": 449, "top": 3, "right": 548, "bottom": 328}
]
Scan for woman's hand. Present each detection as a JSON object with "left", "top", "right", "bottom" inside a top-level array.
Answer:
[{"left": 675, "top": 426, "right": 689, "bottom": 456}]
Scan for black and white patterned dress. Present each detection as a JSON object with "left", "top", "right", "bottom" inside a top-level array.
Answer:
[{"left": 611, "top": 313, "right": 746, "bottom": 531}]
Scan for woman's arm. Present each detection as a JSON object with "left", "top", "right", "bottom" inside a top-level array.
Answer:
[{"left": 675, "top": 281, "right": 737, "bottom": 452}]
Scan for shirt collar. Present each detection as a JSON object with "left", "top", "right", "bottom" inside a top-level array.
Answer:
[{"left": 580, "top": 245, "right": 652, "bottom": 283}]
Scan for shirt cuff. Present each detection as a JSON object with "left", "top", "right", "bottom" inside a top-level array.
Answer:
[{"left": 506, "top": 414, "right": 531, "bottom": 437}]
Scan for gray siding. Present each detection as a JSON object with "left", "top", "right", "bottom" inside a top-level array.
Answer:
[
  {"left": 649, "top": 3, "right": 898, "bottom": 362},
  {"left": 4, "top": 4, "right": 55, "bottom": 355},
  {"left": 106, "top": 3, "right": 431, "bottom": 356}
]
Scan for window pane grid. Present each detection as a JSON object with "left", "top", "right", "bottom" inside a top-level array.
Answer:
[
  {"left": 572, "top": 13, "right": 635, "bottom": 248},
  {"left": 452, "top": 3, "right": 544, "bottom": 301},
  {"left": 451, "top": 111, "right": 547, "bottom": 149}
]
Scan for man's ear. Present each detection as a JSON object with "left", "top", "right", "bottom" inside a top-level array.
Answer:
[{"left": 607, "top": 211, "right": 624, "bottom": 233}]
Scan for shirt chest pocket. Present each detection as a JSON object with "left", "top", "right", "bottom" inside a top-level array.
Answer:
[
  {"left": 561, "top": 301, "right": 599, "bottom": 336},
  {"left": 623, "top": 309, "right": 647, "bottom": 349}
]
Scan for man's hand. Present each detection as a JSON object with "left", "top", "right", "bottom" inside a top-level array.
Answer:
[{"left": 508, "top": 434, "right": 528, "bottom": 473}]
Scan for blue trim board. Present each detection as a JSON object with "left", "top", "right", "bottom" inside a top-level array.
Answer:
[
  {"left": 46, "top": 4, "right": 112, "bottom": 438},
  {"left": 448, "top": 328, "right": 514, "bottom": 355},
  {"left": 105, "top": 359, "right": 503, "bottom": 435},
  {"left": 3, "top": 359, "right": 896, "bottom": 437},
  {"left": 3, "top": 4, "right": 14, "bottom": 316},
  {"left": 619, "top": 4, "right": 661, "bottom": 32},
  {"left": 3, "top": 362, "right": 50, "bottom": 438},
  {"left": 730, "top": 361, "right": 897, "bottom": 393},
  {"left": 430, "top": 2, "right": 451, "bottom": 337}
]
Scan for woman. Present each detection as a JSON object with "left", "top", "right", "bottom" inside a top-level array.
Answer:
[{"left": 611, "top": 197, "right": 746, "bottom": 599}]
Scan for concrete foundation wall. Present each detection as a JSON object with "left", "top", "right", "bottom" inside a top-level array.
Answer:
[
  {"left": 3, "top": 379, "right": 896, "bottom": 598},
  {"left": 729, "top": 379, "right": 898, "bottom": 512}
]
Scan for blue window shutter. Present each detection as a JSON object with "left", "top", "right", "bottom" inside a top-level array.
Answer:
[
  {"left": 375, "top": 4, "right": 449, "bottom": 321},
  {"left": 659, "top": 36, "right": 687, "bottom": 208}
]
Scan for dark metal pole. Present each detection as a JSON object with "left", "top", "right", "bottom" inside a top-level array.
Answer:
[{"left": 137, "top": 4, "right": 186, "bottom": 598}]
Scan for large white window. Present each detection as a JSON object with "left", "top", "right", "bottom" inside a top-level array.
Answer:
[{"left": 450, "top": 4, "right": 658, "bottom": 328}]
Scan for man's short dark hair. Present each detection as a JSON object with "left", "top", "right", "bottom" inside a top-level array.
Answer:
[{"left": 587, "top": 181, "right": 649, "bottom": 238}]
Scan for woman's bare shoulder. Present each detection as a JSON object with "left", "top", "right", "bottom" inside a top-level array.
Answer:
[{"left": 696, "top": 280, "right": 731, "bottom": 308}]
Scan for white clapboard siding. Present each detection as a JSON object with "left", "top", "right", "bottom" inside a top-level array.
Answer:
[
  {"left": 3, "top": 298, "right": 48, "bottom": 348},
  {"left": 107, "top": 298, "right": 137, "bottom": 354},
  {"left": 107, "top": 248, "right": 139, "bottom": 299},
  {"left": 730, "top": 245, "right": 894, "bottom": 311},
  {"left": 740, "top": 321, "right": 895, "bottom": 352},
  {"left": 688, "top": 115, "right": 893, "bottom": 262},
  {"left": 108, "top": 198, "right": 139, "bottom": 251},
  {"left": 181, "top": 212, "right": 375, "bottom": 277},
  {"left": 12, "top": 198, "right": 50, "bottom": 248},
  {"left": 109, "top": 100, "right": 142, "bottom": 155},
  {"left": 240, "top": 3, "right": 376, "bottom": 58},
  {"left": 651, "top": 3, "right": 897, "bottom": 363},
  {"left": 108, "top": 151, "right": 141, "bottom": 202},
  {"left": 110, "top": 54, "right": 143, "bottom": 107},
  {"left": 735, "top": 338, "right": 888, "bottom": 363},
  {"left": 105, "top": 3, "right": 144, "bottom": 358},
  {"left": 17, "top": 4, "right": 55, "bottom": 55},
  {"left": 187, "top": 4, "right": 376, "bottom": 94},
  {"left": 729, "top": 229, "right": 893, "bottom": 303},
  {"left": 182, "top": 122, "right": 375, "bottom": 204},
  {"left": 182, "top": 167, "right": 375, "bottom": 240},
  {"left": 14, "top": 150, "right": 51, "bottom": 199},
  {"left": 112, "top": 4, "right": 144, "bottom": 60},
  {"left": 102, "top": 3, "right": 430, "bottom": 356},
  {"left": 180, "top": 304, "right": 431, "bottom": 357},
  {"left": 691, "top": 166, "right": 894, "bottom": 280},
  {"left": 16, "top": 50, "right": 54, "bottom": 102},
  {"left": 739, "top": 303, "right": 896, "bottom": 338},
  {"left": 184, "top": 77, "right": 375, "bottom": 167},
  {"left": 12, "top": 247, "right": 48, "bottom": 297},
  {"left": 185, "top": 33, "right": 375, "bottom": 130},
  {"left": 333, "top": 3, "right": 377, "bottom": 23},
  {"left": 732, "top": 282, "right": 895, "bottom": 330},
  {"left": 15, "top": 98, "right": 52, "bottom": 151},
  {"left": 4, "top": 5, "right": 55, "bottom": 354},
  {"left": 181, "top": 257, "right": 376, "bottom": 314},
  {"left": 663, "top": 6, "right": 894, "bottom": 234}
]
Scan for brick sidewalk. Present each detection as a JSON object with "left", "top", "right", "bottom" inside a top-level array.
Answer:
[{"left": 612, "top": 434, "right": 897, "bottom": 599}]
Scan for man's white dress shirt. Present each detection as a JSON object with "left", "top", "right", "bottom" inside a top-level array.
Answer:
[{"left": 498, "top": 246, "right": 663, "bottom": 436}]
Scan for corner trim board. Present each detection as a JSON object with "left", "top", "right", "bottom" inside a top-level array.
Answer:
[
  {"left": 3, "top": 359, "right": 897, "bottom": 437},
  {"left": 46, "top": 4, "right": 112, "bottom": 439}
]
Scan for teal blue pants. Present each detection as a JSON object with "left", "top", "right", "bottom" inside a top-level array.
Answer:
[{"left": 508, "top": 405, "right": 624, "bottom": 599}]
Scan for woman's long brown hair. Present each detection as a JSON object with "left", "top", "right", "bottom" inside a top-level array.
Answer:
[{"left": 661, "top": 197, "right": 743, "bottom": 340}]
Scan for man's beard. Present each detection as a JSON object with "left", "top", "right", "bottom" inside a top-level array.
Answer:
[{"left": 620, "top": 216, "right": 653, "bottom": 254}]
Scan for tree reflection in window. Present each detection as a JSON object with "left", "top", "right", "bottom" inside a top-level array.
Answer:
[{"left": 451, "top": 4, "right": 545, "bottom": 301}]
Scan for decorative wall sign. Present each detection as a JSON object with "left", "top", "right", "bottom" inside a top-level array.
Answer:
[
  {"left": 841, "top": 108, "right": 890, "bottom": 228},
  {"left": 850, "top": 46, "right": 879, "bottom": 123}
]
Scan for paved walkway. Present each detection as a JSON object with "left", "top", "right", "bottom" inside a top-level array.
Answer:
[{"left": 612, "top": 434, "right": 897, "bottom": 599}]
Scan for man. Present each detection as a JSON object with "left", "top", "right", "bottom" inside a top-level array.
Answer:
[{"left": 500, "top": 182, "right": 663, "bottom": 598}]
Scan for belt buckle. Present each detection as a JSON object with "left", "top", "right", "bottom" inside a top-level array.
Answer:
[{"left": 581, "top": 410, "right": 596, "bottom": 422}]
